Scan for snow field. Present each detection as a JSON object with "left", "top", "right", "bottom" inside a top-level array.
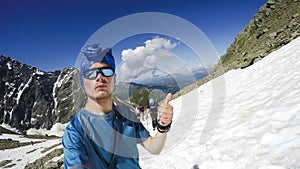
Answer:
[{"left": 140, "top": 37, "right": 300, "bottom": 169}]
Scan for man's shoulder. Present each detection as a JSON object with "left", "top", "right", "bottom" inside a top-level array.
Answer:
[
  {"left": 62, "top": 112, "right": 85, "bottom": 144},
  {"left": 65, "top": 112, "right": 84, "bottom": 132}
]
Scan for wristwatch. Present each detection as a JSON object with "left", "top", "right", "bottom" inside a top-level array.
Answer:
[{"left": 157, "top": 120, "right": 172, "bottom": 133}]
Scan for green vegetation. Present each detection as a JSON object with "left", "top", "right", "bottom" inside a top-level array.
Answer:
[
  {"left": 0, "top": 126, "right": 59, "bottom": 150},
  {"left": 220, "top": 53, "right": 233, "bottom": 65},
  {"left": 0, "top": 160, "right": 13, "bottom": 168},
  {"left": 25, "top": 134, "right": 60, "bottom": 140},
  {"left": 0, "top": 126, "right": 19, "bottom": 135},
  {"left": 24, "top": 148, "right": 63, "bottom": 169},
  {"left": 130, "top": 87, "right": 150, "bottom": 107},
  {"left": 0, "top": 138, "right": 44, "bottom": 150},
  {"left": 236, "top": 36, "right": 246, "bottom": 48}
]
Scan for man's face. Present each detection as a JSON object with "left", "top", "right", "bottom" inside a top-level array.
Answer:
[{"left": 83, "top": 62, "right": 115, "bottom": 101}]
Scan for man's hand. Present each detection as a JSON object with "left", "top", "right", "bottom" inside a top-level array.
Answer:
[
  {"left": 158, "top": 93, "right": 173, "bottom": 126},
  {"left": 143, "top": 93, "right": 173, "bottom": 154}
]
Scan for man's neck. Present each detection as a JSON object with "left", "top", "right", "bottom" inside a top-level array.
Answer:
[{"left": 85, "top": 97, "right": 113, "bottom": 115}]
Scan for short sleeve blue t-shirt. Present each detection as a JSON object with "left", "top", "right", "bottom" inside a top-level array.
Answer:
[{"left": 62, "top": 105, "right": 150, "bottom": 169}]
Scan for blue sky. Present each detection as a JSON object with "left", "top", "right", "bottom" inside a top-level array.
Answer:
[{"left": 0, "top": 0, "right": 267, "bottom": 72}]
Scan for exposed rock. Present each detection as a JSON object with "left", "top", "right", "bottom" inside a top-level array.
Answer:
[
  {"left": 210, "top": 0, "right": 300, "bottom": 77},
  {"left": 0, "top": 55, "right": 85, "bottom": 133}
]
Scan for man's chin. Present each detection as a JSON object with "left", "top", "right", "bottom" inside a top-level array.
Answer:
[{"left": 95, "top": 92, "right": 112, "bottom": 100}]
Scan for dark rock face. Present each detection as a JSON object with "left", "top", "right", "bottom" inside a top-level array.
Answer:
[{"left": 0, "top": 55, "right": 85, "bottom": 133}]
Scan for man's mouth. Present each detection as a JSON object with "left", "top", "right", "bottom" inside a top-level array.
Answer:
[{"left": 95, "top": 84, "right": 107, "bottom": 89}]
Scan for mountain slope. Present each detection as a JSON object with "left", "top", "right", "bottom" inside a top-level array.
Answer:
[
  {"left": 216, "top": 0, "right": 300, "bottom": 72},
  {"left": 176, "top": 0, "right": 300, "bottom": 98},
  {"left": 139, "top": 36, "right": 300, "bottom": 169}
]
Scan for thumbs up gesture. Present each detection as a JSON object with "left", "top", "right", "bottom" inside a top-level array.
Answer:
[{"left": 158, "top": 93, "right": 174, "bottom": 126}]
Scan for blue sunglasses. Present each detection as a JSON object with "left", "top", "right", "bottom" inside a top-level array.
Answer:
[{"left": 83, "top": 67, "right": 115, "bottom": 79}]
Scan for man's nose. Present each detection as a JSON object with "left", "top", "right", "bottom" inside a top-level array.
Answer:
[{"left": 95, "top": 71, "right": 105, "bottom": 81}]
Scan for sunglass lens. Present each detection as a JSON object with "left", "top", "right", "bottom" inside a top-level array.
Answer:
[
  {"left": 83, "top": 67, "right": 114, "bottom": 79},
  {"left": 102, "top": 68, "right": 114, "bottom": 77},
  {"left": 84, "top": 69, "right": 98, "bottom": 79}
]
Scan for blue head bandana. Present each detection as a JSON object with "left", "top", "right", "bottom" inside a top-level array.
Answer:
[{"left": 79, "top": 44, "right": 115, "bottom": 90}]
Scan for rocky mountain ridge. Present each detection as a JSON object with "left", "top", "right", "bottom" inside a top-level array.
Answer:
[
  {"left": 0, "top": 55, "right": 84, "bottom": 134},
  {"left": 214, "top": 0, "right": 300, "bottom": 74}
]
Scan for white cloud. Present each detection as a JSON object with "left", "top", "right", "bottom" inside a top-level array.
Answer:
[
  {"left": 117, "top": 36, "right": 179, "bottom": 81},
  {"left": 144, "top": 36, "right": 177, "bottom": 50}
]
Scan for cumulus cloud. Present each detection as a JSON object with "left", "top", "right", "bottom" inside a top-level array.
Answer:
[
  {"left": 117, "top": 36, "right": 179, "bottom": 81},
  {"left": 144, "top": 37, "right": 177, "bottom": 50}
]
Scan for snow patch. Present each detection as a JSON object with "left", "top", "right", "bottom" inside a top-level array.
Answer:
[
  {"left": 36, "top": 69, "right": 45, "bottom": 75},
  {"left": 26, "top": 123, "right": 67, "bottom": 137},
  {"left": 50, "top": 123, "right": 67, "bottom": 137},
  {"left": 6, "top": 62, "right": 12, "bottom": 69}
]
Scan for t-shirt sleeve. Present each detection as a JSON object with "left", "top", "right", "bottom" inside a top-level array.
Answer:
[{"left": 62, "top": 118, "right": 89, "bottom": 169}]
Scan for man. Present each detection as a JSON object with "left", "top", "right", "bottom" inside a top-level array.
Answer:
[
  {"left": 149, "top": 98, "right": 158, "bottom": 130},
  {"left": 62, "top": 44, "right": 174, "bottom": 169}
]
